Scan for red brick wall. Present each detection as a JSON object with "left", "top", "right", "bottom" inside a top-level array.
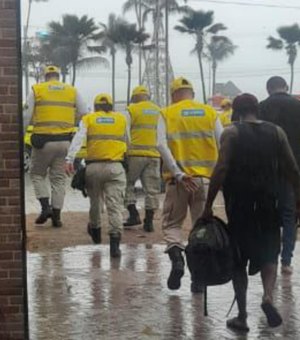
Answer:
[{"left": 0, "top": 0, "right": 28, "bottom": 339}]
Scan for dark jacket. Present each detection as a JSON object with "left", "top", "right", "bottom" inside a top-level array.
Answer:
[{"left": 259, "top": 93, "right": 300, "bottom": 167}]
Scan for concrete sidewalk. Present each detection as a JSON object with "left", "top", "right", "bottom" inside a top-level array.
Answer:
[{"left": 28, "top": 244, "right": 300, "bottom": 340}]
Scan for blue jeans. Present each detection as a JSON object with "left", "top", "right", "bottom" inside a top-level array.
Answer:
[{"left": 279, "top": 181, "right": 296, "bottom": 266}]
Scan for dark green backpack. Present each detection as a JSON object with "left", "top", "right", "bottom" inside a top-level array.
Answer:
[{"left": 185, "top": 216, "right": 234, "bottom": 286}]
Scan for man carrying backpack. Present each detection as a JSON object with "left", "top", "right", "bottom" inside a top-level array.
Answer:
[{"left": 202, "top": 94, "right": 300, "bottom": 332}]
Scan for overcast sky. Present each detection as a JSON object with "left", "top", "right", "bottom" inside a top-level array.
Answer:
[{"left": 21, "top": 0, "right": 300, "bottom": 104}]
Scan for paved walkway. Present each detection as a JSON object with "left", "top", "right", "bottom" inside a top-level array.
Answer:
[{"left": 28, "top": 244, "right": 300, "bottom": 340}]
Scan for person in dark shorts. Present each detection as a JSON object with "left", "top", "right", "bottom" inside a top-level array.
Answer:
[{"left": 201, "top": 94, "right": 300, "bottom": 332}]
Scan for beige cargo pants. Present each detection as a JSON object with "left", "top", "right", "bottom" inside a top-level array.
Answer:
[
  {"left": 162, "top": 178, "right": 206, "bottom": 252},
  {"left": 30, "top": 141, "right": 70, "bottom": 209},
  {"left": 125, "top": 156, "right": 161, "bottom": 210},
  {"left": 85, "top": 162, "right": 126, "bottom": 235}
]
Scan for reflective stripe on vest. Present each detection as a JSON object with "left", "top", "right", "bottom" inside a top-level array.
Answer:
[
  {"left": 129, "top": 145, "right": 158, "bottom": 151},
  {"left": 178, "top": 160, "right": 217, "bottom": 168},
  {"left": 167, "top": 130, "right": 214, "bottom": 141},
  {"left": 87, "top": 134, "right": 126, "bottom": 142},
  {"left": 34, "top": 121, "right": 74, "bottom": 128},
  {"left": 35, "top": 100, "right": 76, "bottom": 108},
  {"left": 131, "top": 124, "right": 157, "bottom": 130}
]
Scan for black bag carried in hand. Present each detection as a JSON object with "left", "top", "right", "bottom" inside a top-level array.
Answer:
[
  {"left": 71, "top": 165, "right": 87, "bottom": 198},
  {"left": 185, "top": 216, "right": 234, "bottom": 286}
]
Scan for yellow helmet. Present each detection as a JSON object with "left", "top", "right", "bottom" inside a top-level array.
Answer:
[
  {"left": 131, "top": 85, "right": 149, "bottom": 97},
  {"left": 44, "top": 65, "right": 60, "bottom": 76},
  {"left": 94, "top": 93, "right": 113, "bottom": 106},
  {"left": 171, "top": 77, "right": 193, "bottom": 94},
  {"left": 220, "top": 98, "right": 232, "bottom": 107}
]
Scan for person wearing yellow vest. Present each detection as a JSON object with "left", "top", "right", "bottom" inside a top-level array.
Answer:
[
  {"left": 157, "top": 77, "right": 223, "bottom": 292},
  {"left": 124, "top": 85, "right": 161, "bottom": 232},
  {"left": 25, "top": 65, "right": 86, "bottom": 227},
  {"left": 219, "top": 98, "right": 233, "bottom": 127},
  {"left": 65, "top": 94, "right": 127, "bottom": 258}
]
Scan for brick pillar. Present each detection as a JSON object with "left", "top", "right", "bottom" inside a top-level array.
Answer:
[{"left": 0, "top": 0, "right": 29, "bottom": 339}]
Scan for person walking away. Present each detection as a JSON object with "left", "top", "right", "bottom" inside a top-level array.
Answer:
[
  {"left": 219, "top": 98, "right": 233, "bottom": 127},
  {"left": 65, "top": 94, "right": 127, "bottom": 258},
  {"left": 25, "top": 65, "right": 86, "bottom": 227},
  {"left": 202, "top": 94, "right": 300, "bottom": 332},
  {"left": 124, "top": 86, "right": 161, "bottom": 232},
  {"left": 158, "top": 77, "right": 223, "bottom": 292},
  {"left": 260, "top": 76, "right": 300, "bottom": 275}
]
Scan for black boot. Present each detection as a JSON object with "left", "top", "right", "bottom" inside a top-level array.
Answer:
[
  {"left": 167, "top": 246, "right": 185, "bottom": 290},
  {"left": 143, "top": 209, "right": 154, "bottom": 232},
  {"left": 123, "top": 204, "right": 141, "bottom": 227},
  {"left": 87, "top": 224, "right": 101, "bottom": 244},
  {"left": 35, "top": 198, "right": 52, "bottom": 224},
  {"left": 52, "top": 209, "right": 62, "bottom": 228},
  {"left": 110, "top": 233, "right": 121, "bottom": 258}
]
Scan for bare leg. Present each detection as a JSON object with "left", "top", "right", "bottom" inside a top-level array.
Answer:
[
  {"left": 232, "top": 267, "right": 248, "bottom": 319},
  {"left": 227, "top": 266, "right": 249, "bottom": 332},
  {"left": 261, "top": 263, "right": 277, "bottom": 303},
  {"left": 260, "top": 263, "right": 282, "bottom": 327}
]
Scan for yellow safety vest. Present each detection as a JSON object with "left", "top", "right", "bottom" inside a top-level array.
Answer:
[
  {"left": 32, "top": 80, "right": 76, "bottom": 135},
  {"left": 82, "top": 111, "right": 127, "bottom": 161},
  {"left": 219, "top": 109, "right": 232, "bottom": 127},
  {"left": 127, "top": 101, "right": 160, "bottom": 158},
  {"left": 161, "top": 99, "right": 218, "bottom": 180}
]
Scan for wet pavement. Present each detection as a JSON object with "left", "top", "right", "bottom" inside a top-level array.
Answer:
[{"left": 28, "top": 243, "right": 300, "bottom": 340}]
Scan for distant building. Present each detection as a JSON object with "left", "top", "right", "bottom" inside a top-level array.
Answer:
[{"left": 209, "top": 81, "right": 242, "bottom": 108}]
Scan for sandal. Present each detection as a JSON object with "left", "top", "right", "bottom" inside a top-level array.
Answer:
[
  {"left": 261, "top": 302, "right": 282, "bottom": 328},
  {"left": 226, "top": 317, "right": 250, "bottom": 332}
]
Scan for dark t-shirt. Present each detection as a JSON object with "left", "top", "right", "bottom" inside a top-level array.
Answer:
[{"left": 259, "top": 93, "right": 300, "bottom": 167}]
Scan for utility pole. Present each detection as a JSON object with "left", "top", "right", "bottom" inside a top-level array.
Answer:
[
  {"left": 165, "top": 0, "right": 169, "bottom": 106},
  {"left": 23, "top": 0, "right": 33, "bottom": 99},
  {"left": 138, "top": 0, "right": 142, "bottom": 85},
  {"left": 155, "top": 0, "right": 160, "bottom": 105},
  {"left": 142, "top": 0, "right": 174, "bottom": 106}
]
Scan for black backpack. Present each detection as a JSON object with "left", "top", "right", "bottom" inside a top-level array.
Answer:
[{"left": 185, "top": 216, "right": 234, "bottom": 286}]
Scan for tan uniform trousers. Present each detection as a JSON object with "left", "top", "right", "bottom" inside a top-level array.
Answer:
[
  {"left": 85, "top": 162, "right": 126, "bottom": 235},
  {"left": 125, "top": 156, "right": 161, "bottom": 210},
  {"left": 30, "top": 141, "right": 70, "bottom": 209},
  {"left": 162, "top": 178, "right": 206, "bottom": 252}
]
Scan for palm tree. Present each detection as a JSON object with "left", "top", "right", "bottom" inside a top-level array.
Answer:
[
  {"left": 206, "top": 36, "right": 237, "bottom": 96},
  {"left": 96, "top": 14, "right": 125, "bottom": 105},
  {"left": 267, "top": 24, "right": 300, "bottom": 94},
  {"left": 46, "top": 15, "right": 108, "bottom": 85},
  {"left": 114, "top": 21, "right": 149, "bottom": 104},
  {"left": 175, "top": 8, "right": 226, "bottom": 103}
]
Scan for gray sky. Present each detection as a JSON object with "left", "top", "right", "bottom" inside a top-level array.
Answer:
[{"left": 21, "top": 0, "right": 300, "bottom": 104}]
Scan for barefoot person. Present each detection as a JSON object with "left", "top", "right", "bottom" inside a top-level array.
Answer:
[{"left": 202, "top": 94, "right": 300, "bottom": 331}]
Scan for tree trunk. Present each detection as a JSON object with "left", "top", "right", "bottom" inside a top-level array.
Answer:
[
  {"left": 212, "top": 60, "right": 217, "bottom": 97},
  {"left": 112, "top": 52, "right": 116, "bottom": 108},
  {"left": 290, "top": 62, "right": 294, "bottom": 94},
  {"left": 127, "top": 63, "right": 131, "bottom": 105},
  {"left": 62, "top": 70, "right": 67, "bottom": 83},
  {"left": 72, "top": 63, "right": 76, "bottom": 86},
  {"left": 197, "top": 48, "right": 207, "bottom": 104},
  {"left": 137, "top": 0, "right": 142, "bottom": 85}
]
